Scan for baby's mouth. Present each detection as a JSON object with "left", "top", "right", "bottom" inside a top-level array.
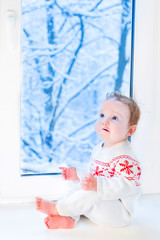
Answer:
[{"left": 102, "top": 128, "right": 109, "bottom": 132}]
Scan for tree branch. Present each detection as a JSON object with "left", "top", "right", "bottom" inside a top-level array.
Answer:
[
  {"left": 54, "top": 61, "right": 117, "bottom": 123},
  {"left": 49, "top": 15, "right": 84, "bottom": 131}
]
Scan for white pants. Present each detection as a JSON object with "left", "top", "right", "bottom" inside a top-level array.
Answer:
[{"left": 56, "top": 188, "right": 132, "bottom": 227}]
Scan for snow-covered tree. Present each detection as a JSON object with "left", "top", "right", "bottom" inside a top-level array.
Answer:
[{"left": 21, "top": 0, "right": 133, "bottom": 174}]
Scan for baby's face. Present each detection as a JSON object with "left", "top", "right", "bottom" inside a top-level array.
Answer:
[{"left": 95, "top": 99, "right": 131, "bottom": 147}]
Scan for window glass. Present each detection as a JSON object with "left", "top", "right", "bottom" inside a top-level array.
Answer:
[{"left": 21, "top": 0, "right": 134, "bottom": 175}]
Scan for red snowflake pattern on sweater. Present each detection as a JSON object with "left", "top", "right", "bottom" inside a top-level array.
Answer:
[
  {"left": 91, "top": 155, "right": 141, "bottom": 186},
  {"left": 119, "top": 160, "right": 133, "bottom": 175},
  {"left": 93, "top": 166, "right": 105, "bottom": 176}
]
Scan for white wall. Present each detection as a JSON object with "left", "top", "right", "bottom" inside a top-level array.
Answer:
[
  {"left": 132, "top": 0, "right": 160, "bottom": 194},
  {"left": 0, "top": 0, "right": 160, "bottom": 203}
]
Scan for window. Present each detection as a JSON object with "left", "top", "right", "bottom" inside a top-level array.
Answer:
[
  {"left": 21, "top": 0, "right": 134, "bottom": 175},
  {"left": 0, "top": 0, "right": 160, "bottom": 203}
]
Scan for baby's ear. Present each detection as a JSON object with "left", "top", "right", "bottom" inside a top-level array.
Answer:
[{"left": 127, "top": 125, "right": 137, "bottom": 137}]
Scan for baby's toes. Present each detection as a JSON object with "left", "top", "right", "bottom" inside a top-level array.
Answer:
[
  {"left": 36, "top": 197, "right": 42, "bottom": 202},
  {"left": 35, "top": 197, "right": 42, "bottom": 209},
  {"left": 44, "top": 216, "right": 50, "bottom": 229}
]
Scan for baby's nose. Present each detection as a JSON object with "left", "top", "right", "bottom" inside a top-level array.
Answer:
[{"left": 102, "top": 119, "right": 110, "bottom": 125}]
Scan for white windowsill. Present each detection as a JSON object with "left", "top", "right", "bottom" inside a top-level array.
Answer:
[{"left": 0, "top": 194, "right": 160, "bottom": 240}]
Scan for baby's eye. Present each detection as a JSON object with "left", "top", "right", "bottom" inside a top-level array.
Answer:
[
  {"left": 112, "top": 116, "right": 118, "bottom": 120},
  {"left": 99, "top": 113, "right": 104, "bottom": 118}
]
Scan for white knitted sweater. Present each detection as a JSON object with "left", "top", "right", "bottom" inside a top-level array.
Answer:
[{"left": 78, "top": 140, "right": 142, "bottom": 215}]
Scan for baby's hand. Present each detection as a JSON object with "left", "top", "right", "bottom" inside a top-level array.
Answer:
[
  {"left": 59, "top": 167, "right": 79, "bottom": 181},
  {"left": 81, "top": 174, "right": 97, "bottom": 191}
]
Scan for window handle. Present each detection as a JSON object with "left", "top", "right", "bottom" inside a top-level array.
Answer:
[{"left": 6, "top": 10, "right": 17, "bottom": 52}]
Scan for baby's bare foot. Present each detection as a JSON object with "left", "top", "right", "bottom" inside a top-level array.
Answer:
[
  {"left": 36, "top": 197, "right": 59, "bottom": 216},
  {"left": 44, "top": 215, "right": 75, "bottom": 229}
]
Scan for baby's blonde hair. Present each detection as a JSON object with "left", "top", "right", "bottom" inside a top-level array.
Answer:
[{"left": 106, "top": 92, "right": 140, "bottom": 126}]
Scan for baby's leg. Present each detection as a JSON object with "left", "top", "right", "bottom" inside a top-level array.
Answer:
[
  {"left": 36, "top": 197, "right": 59, "bottom": 216},
  {"left": 44, "top": 215, "right": 75, "bottom": 229},
  {"left": 56, "top": 189, "right": 97, "bottom": 217},
  {"left": 85, "top": 199, "right": 131, "bottom": 227},
  {"left": 37, "top": 189, "right": 97, "bottom": 228}
]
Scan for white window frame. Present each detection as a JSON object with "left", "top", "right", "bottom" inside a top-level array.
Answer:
[{"left": 0, "top": 0, "right": 160, "bottom": 203}]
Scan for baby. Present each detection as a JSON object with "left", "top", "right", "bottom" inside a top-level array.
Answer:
[{"left": 36, "top": 92, "right": 141, "bottom": 229}]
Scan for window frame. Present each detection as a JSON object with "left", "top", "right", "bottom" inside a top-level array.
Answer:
[{"left": 0, "top": 0, "right": 160, "bottom": 203}]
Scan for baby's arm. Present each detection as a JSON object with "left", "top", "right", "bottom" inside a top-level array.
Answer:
[
  {"left": 59, "top": 167, "right": 79, "bottom": 181},
  {"left": 96, "top": 157, "right": 141, "bottom": 200}
]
